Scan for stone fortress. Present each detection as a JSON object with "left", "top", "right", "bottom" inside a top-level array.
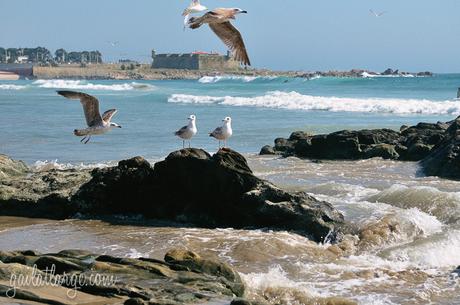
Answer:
[{"left": 151, "top": 49, "right": 241, "bottom": 71}]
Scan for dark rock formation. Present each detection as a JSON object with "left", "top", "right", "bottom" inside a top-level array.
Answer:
[
  {"left": 0, "top": 249, "right": 244, "bottom": 305},
  {"left": 261, "top": 122, "right": 449, "bottom": 162},
  {"left": 0, "top": 149, "right": 345, "bottom": 242},
  {"left": 421, "top": 118, "right": 460, "bottom": 179}
]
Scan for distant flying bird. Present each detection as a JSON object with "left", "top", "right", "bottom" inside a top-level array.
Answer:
[
  {"left": 188, "top": 8, "right": 251, "bottom": 66},
  {"left": 183, "top": 0, "right": 207, "bottom": 27},
  {"left": 57, "top": 91, "right": 122, "bottom": 144},
  {"left": 175, "top": 114, "right": 198, "bottom": 148},
  {"left": 210, "top": 117, "right": 233, "bottom": 148},
  {"left": 107, "top": 41, "right": 119, "bottom": 47},
  {"left": 369, "top": 9, "right": 386, "bottom": 17}
]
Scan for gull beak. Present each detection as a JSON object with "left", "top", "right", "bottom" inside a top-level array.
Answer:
[
  {"left": 242, "top": 10, "right": 248, "bottom": 13},
  {"left": 118, "top": 126, "right": 122, "bottom": 128}
]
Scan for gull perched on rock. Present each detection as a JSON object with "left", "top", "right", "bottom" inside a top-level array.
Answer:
[
  {"left": 210, "top": 117, "right": 232, "bottom": 148},
  {"left": 57, "top": 91, "right": 121, "bottom": 144},
  {"left": 175, "top": 115, "right": 198, "bottom": 148},
  {"left": 182, "top": 0, "right": 207, "bottom": 28},
  {"left": 188, "top": 8, "right": 250, "bottom": 66}
]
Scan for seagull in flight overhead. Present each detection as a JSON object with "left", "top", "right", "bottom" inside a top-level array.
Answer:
[
  {"left": 188, "top": 8, "right": 251, "bottom": 66},
  {"left": 57, "top": 91, "right": 122, "bottom": 144},
  {"left": 369, "top": 9, "right": 386, "bottom": 17},
  {"left": 182, "top": 0, "right": 207, "bottom": 28},
  {"left": 107, "top": 41, "right": 119, "bottom": 47},
  {"left": 210, "top": 117, "right": 233, "bottom": 149},
  {"left": 175, "top": 115, "right": 198, "bottom": 148}
]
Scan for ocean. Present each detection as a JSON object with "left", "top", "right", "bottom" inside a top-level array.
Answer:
[{"left": 1, "top": 74, "right": 460, "bottom": 304}]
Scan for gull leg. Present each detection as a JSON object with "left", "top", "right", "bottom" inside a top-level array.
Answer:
[
  {"left": 80, "top": 136, "right": 87, "bottom": 143},
  {"left": 183, "top": 140, "right": 185, "bottom": 149},
  {"left": 189, "top": 140, "right": 191, "bottom": 148},
  {"left": 84, "top": 136, "right": 91, "bottom": 144}
]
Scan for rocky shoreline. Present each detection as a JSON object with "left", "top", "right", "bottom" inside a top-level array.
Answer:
[
  {"left": 0, "top": 148, "right": 346, "bottom": 243},
  {"left": 260, "top": 116, "right": 460, "bottom": 180},
  {"left": 31, "top": 64, "right": 433, "bottom": 80}
]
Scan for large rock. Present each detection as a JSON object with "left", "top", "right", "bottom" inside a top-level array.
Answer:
[
  {"left": 262, "top": 122, "right": 448, "bottom": 161},
  {"left": 0, "top": 249, "right": 244, "bottom": 305},
  {"left": 0, "top": 149, "right": 345, "bottom": 242},
  {"left": 421, "top": 118, "right": 460, "bottom": 179},
  {"left": 0, "top": 154, "right": 28, "bottom": 179}
]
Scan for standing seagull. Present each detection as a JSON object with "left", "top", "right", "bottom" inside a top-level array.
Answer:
[
  {"left": 210, "top": 117, "right": 233, "bottom": 149},
  {"left": 182, "top": 0, "right": 207, "bottom": 28},
  {"left": 175, "top": 114, "right": 198, "bottom": 148},
  {"left": 188, "top": 8, "right": 251, "bottom": 66},
  {"left": 57, "top": 91, "right": 121, "bottom": 144}
]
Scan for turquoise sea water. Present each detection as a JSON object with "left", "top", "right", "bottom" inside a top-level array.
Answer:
[{"left": 1, "top": 74, "right": 460, "bottom": 164}]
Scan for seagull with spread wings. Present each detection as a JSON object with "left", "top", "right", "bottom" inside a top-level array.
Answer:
[
  {"left": 57, "top": 91, "right": 122, "bottom": 144},
  {"left": 183, "top": 0, "right": 207, "bottom": 28},
  {"left": 188, "top": 8, "right": 251, "bottom": 66}
]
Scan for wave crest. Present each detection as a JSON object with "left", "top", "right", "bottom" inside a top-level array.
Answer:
[
  {"left": 168, "top": 91, "right": 460, "bottom": 115},
  {"left": 0, "top": 84, "right": 27, "bottom": 90},
  {"left": 198, "top": 75, "right": 277, "bottom": 83},
  {"left": 33, "top": 80, "right": 155, "bottom": 91}
]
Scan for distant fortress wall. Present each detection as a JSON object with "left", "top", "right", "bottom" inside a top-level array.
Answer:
[{"left": 151, "top": 50, "right": 240, "bottom": 71}]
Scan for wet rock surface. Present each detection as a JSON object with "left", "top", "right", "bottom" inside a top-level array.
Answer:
[
  {"left": 0, "top": 249, "right": 244, "bottom": 305},
  {"left": 260, "top": 121, "right": 450, "bottom": 161},
  {"left": 261, "top": 118, "right": 460, "bottom": 180},
  {"left": 0, "top": 149, "right": 345, "bottom": 242}
]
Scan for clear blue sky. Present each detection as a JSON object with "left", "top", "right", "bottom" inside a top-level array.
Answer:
[{"left": 1, "top": 0, "right": 459, "bottom": 72}]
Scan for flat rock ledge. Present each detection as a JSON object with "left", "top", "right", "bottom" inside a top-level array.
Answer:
[
  {"left": 261, "top": 117, "right": 460, "bottom": 180},
  {"left": 0, "top": 148, "right": 345, "bottom": 243},
  {"left": 0, "top": 248, "right": 246, "bottom": 305}
]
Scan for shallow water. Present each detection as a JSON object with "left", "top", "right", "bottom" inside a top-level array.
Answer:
[{"left": 1, "top": 155, "right": 459, "bottom": 305}]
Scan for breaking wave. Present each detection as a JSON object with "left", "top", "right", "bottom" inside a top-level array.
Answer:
[
  {"left": 33, "top": 80, "right": 155, "bottom": 91},
  {"left": 0, "top": 84, "right": 27, "bottom": 90},
  {"left": 168, "top": 91, "right": 460, "bottom": 115},
  {"left": 198, "top": 75, "right": 277, "bottom": 83}
]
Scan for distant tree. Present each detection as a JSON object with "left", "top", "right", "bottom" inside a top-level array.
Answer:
[
  {"left": 55, "top": 48, "right": 68, "bottom": 63},
  {"left": 68, "top": 52, "right": 81, "bottom": 63},
  {"left": 89, "top": 51, "right": 102, "bottom": 64},
  {"left": 129, "top": 63, "right": 135, "bottom": 70},
  {"left": 121, "top": 64, "right": 126, "bottom": 70},
  {"left": 0, "top": 48, "right": 5, "bottom": 63}
]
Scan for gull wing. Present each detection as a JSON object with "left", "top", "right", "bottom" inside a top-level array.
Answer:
[
  {"left": 57, "top": 90, "right": 103, "bottom": 127},
  {"left": 209, "top": 21, "right": 251, "bottom": 66},
  {"left": 102, "top": 109, "right": 118, "bottom": 123}
]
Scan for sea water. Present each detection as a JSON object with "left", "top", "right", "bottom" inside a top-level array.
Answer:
[
  {"left": 1, "top": 74, "right": 460, "bottom": 304},
  {"left": 1, "top": 74, "right": 460, "bottom": 164}
]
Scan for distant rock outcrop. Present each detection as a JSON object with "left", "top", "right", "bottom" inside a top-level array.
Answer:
[{"left": 261, "top": 117, "right": 460, "bottom": 180}]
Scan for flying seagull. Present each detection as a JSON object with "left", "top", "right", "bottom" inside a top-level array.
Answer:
[
  {"left": 369, "top": 9, "right": 386, "bottom": 17},
  {"left": 188, "top": 8, "right": 251, "bottom": 66},
  {"left": 107, "top": 41, "right": 119, "bottom": 47},
  {"left": 57, "top": 91, "right": 121, "bottom": 144},
  {"left": 210, "top": 116, "right": 232, "bottom": 148},
  {"left": 183, "top": 0, "right": 207, "bottom": 28},
  {"left": 175, "top": 114, "right": 198, "bottom": 148}
]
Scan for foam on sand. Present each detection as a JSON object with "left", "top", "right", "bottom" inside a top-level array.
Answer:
[
  {"left": 33, "top": 80, "right": 155, "bottom": 91},
  {"left": 168, "top": 91, "right": 460, "bottom": 115}
]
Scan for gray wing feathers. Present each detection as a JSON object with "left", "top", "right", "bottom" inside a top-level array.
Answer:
[
  {"left": 209, "top": 22, "right": 250, "bottom": 66},
  {"left": 57, "top": 90, "right": 103, "bottom": 127}
]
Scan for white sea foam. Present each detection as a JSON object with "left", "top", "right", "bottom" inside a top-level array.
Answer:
[
  {"left": 33, "top": 80, "right": 155, "bottom": 91},
  {"left": 31, "top": 160, "right": 115, "bottom": 171},
  {"left": 361, "top": 72, "right": 415, "bottom": 78},
  {"left": 198, "top": 75, "right": 276, "bottom": 83},
  {"left": 0, "top": 84, "right": 27, "bottom": 90},
  {"left": 168, "top": 91, "right": 460, "bottom": 115}
]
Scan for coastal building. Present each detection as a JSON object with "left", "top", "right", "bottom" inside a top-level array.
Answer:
[{"left": 151, "top": 50, "right": 240, "bottom": 71}]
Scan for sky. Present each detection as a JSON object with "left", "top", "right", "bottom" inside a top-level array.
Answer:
[{"left": 0, "top": 0, "right": 459, "bottom": 72}]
